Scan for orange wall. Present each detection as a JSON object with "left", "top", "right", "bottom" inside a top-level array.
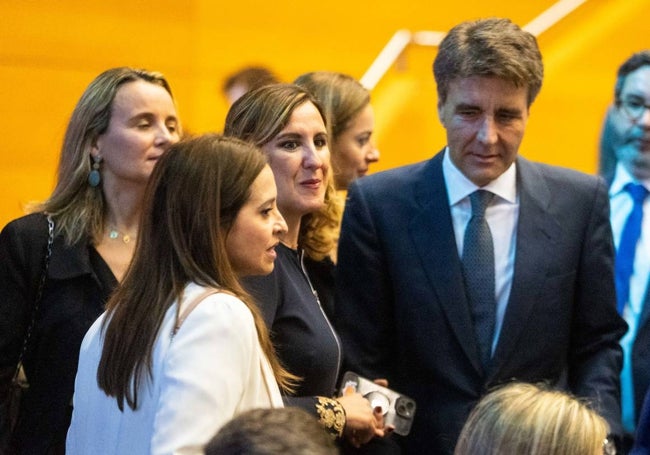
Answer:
[{"left": 1, "top": 0, "right": 649, "bottom": 228}]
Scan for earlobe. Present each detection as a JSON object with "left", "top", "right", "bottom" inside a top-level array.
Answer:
[{"left": 90, "top": 138, "right": 100, "bottom": 158}]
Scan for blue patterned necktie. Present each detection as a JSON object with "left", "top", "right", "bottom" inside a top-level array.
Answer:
[
  {"left": 615, "top": 183, "right": 649, "bottom": 314},
  {"left": 462, "top": 190, "right": 496, "bottom": 369}
]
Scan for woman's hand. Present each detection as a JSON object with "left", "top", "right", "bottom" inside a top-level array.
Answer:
[
  {"left": 373, "top": 378, "right": 388, "bottom": 388},
  {"left": 337, "top": 392, "right": 385, "bottom": 448}
]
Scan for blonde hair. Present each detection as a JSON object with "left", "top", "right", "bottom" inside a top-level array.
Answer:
[
  {"left": 294, "top": 71, "right": 371, "bottom": 192},
  {"left": 454, "top": 382, "right": 608, "bottom": 455},
  {"left": 31, "top": 67, "right": 178, "bottom": 245},
  {"left": 294, "top": 72, "right": 369, "bottom": 140}
]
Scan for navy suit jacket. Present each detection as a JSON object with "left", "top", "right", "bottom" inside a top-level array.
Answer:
[
  {"left": 335, "top": 151, "right": 627, "bottom": 454},
  {"left": 630, "top": 269, "right": 650, "bottom": 423},
  {"left": 632, "top": 388, "right": 650, "bottom": 454}
]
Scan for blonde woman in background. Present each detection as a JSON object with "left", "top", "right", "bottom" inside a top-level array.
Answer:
[
  {"left": 293, "top": 71, "right": 379, "bottom": 319},
  {"left": 454, "top": 382, "right": 613, "bottom": 455},
  {"left": 0, "top": 67, "right": 180, "bottom": 454},
  {"left": 294, "top": 71, "right": 379, "bottom": 192}
]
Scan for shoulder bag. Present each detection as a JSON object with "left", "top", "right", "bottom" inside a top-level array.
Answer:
[{"left": 0, "top": 214, "right": 54, "bottom": 453}]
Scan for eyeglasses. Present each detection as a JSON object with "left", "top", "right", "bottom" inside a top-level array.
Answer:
[
  {"left": 617, "top": 97, "right": 650, "bottom": 122},
  {"left": 603, "top": 437, "right": 617, "bottom": 455}
]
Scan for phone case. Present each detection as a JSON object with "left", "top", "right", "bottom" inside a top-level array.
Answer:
[{"left": 337, "top": 371, "right": 416, "bottom": 436}]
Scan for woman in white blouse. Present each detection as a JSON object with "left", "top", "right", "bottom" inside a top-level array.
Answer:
[{"left": 66, "top": 134, "right": 296, "bottom": 455}]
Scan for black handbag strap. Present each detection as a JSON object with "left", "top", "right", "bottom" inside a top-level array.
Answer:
[{"left": 14, "top": 215, "right": 54, "bottom": 375}]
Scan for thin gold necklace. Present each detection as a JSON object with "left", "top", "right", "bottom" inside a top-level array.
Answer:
[{"left": 107, "top": 227, "right": 135, "bottom": 244}]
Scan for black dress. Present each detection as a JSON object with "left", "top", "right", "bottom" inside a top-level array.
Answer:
[
  {"left": 243, "top": 243, "right": 345, "bottom": 434},
  {"left": 303, "top": 254, "right": 336, "bottom": 321}
]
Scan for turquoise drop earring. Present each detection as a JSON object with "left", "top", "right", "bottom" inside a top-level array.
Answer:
[{"left": 88, "top": 155, "right": 102, "bottom": 187}]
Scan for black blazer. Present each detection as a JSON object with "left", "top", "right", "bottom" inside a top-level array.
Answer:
[
  {"left": 0, "top": 213, "right": 116, "bottom": 454},
  {"left": 632, "top": 388, "right": 650, "bottom": 454},
  {"left": 335, "top": 151, "right": 627, "bottom": 454}
]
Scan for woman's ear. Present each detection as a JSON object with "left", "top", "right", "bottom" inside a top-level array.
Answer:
[{"left": 90, "top": 133, "right": 103, "bottom": 157}]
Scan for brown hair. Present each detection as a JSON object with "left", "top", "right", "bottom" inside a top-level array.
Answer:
[
  {"left": 223, "top": 66, "right": 280, "bottom": 94},
  {"left": 224, "top": 84, "right": 341, "bottom": 261},
  {"left": 97, "top": 134, "right": 296, "bottom": 410},
  {"left": 434, "top": 18, "right": 543, "bottom": 106},
  {"left": 205, "top": 407, "right": 338, "bottom": 455},
  {"left": 614, "top": 50, "right": 650, "bottom": 101}
]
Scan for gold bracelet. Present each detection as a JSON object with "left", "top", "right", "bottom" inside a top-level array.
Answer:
[{"left": 315, "top": 396, "right": 346, "bottom": 438}]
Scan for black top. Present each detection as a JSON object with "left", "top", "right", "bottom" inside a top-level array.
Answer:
[
  {"left": 0, "top": 213, "right": 116, "bottom": 454},
  {"left": 243, "top": 243, "right": 341, "bottom": 398},
  {"left": 303, "top": 255, "right": 336, "bottom": 321}
]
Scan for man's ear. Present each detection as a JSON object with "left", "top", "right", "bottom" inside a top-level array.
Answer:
[{"left": 437, "top": 99, "right": 447, "bottom": 128}]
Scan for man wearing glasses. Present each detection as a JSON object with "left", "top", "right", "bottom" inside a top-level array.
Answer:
[{"left": 606, "top": 50, "right": 650, "bottom": 452}]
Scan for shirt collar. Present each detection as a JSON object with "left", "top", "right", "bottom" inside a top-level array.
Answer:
[
  {"left": 610, "top": 162, "right": 650, "bottom": 197},
  {"left": 442, "top": 147, "right": 518, "bottom": 206}
]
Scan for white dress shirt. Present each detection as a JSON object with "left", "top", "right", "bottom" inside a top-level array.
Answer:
[
  {"left": 442, "top": 148, "right": 519, "bottom": 355},
  {"left": 66, "top": 282, "right": 283, "bottom": 455},
  {"left": 610, "top": 163, "right": 650, "bottom": 431}
]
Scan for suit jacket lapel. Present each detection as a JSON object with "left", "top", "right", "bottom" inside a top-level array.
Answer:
[
  {"left": 409, "top": 151, "right": 483, "bottom": 374},
  {"left": 489, "top": 157, "right": 564, "bottom": 378}
]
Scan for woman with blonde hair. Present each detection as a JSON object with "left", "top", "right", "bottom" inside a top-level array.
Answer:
[
  {"left": 294, "top": 71, "right": 379, "bottom": 192},
  {"left": 454, "top": 382, "right": 612, "bottom": 455},
  {"left": 0, "top": 67, "right": 180, "bottom": 454},
  {"left": 292, "top": 72, "right": 380, "bottom": 318}
]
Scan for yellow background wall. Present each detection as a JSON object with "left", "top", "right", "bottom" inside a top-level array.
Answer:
[{"left": 1, "top": 0, "right": 649, "bottom": 228}]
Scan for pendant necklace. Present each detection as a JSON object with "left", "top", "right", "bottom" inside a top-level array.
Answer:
[{"left": 108, "top": 227, "right": 135, "bottom": 244}]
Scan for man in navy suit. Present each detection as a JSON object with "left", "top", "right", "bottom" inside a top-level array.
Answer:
[
  {"left": 335, "top": 18, "right": 627, "bottom": 455},
  {"left": 605, "top": 50, "right": 650, "bottom": 450}
]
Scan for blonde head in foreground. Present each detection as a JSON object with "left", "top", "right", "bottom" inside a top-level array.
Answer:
[{"left": 454, "top": 382, "right": 609, "bottom": 455}]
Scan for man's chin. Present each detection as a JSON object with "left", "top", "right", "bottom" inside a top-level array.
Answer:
[{"left": 626, "top": 162, "right": 650, "bottom": 181}]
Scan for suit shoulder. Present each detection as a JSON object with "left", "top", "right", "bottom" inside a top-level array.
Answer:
[
  {"left": 521, "top": 159, "right": 605, "bottom": 194},
  {"left": 352, "top": 159, "right": 432, "bottom": 196},
  {"left": 526, "top": 159, "right": 598, "bottom": 181}
]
